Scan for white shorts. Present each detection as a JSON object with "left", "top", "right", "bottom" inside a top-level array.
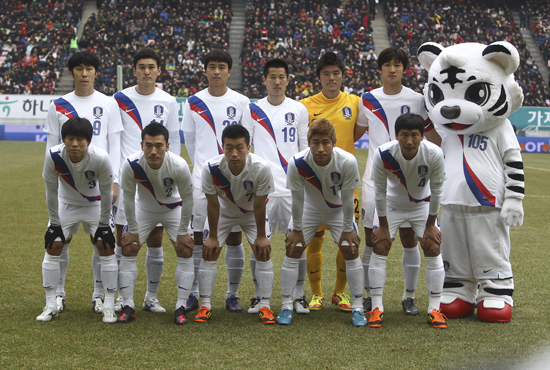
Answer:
[
  {"left": 289, "top": 211, "right": 358, "bottom": 246},
  {"left": 55, "top": 202, "right": 100, "bottom": 240},
  {"left": 441, "top": 205, "right": 512, "bottom": 281},
  {"left": 204, "top": 213, "right": 271, "bottom": 247},
  {"left": 266, "top": 196, "right": 291, "bottom": 235},
  {"left": 386, "top": 205, "right": 430, "bottom": 240},
  {"left": 361, "top": 182, "right": 410, "bottom": 230},
  {"left": 113, "top": 184, "right": 127, "bottom": 226},
  {"left": 136, "top": 205, "right": 181, "bottom": 245}
]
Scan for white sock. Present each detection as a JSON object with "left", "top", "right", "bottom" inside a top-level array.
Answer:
[
  {"left": 425, "top": 255, "right": 445, "bottom": 312},
  {"left": 293, "top": 251, "right": 307, "bottom": 300},
  {"left": 190, "top": 244, "right": 202, "bottom": 296},
  {"left": 92, "top": 245, "right": 103, "bottom": 300},
  {"left": 362, "top": 245, "right": 373, "bottom": 297},
  {"left": 250, "top": 250, "right": 258, "bottom": 297},
  {"left": 145, "top": 247, "right": 164, "bottom": 300},
  {"left": 198, "top": 259, "right": 217, "bottom": 309},
  {"left": 345, "top": 257, "right": 364, "bottom": 311},
  {"left": 43, "top": 252, "right": 60, "bottom": 308},
  {"left": 175, "top": 257, "right": 194, "bottom": 309},
  {"left": 256, "top": 259, "right": 274, "bottom": 309},
  {"left": 100, "top": 254, "right": 118, "bottom": 308},
  {"left": 56, "top": 243, "right": 69, "bottom": 297},
  {"left": 118, "top": 255, "right": 137, "bottom": 309},
  {"left": 225, "top": 243, "right": 244, "bottom": 298},
  {"left": 280, "top": 256, "right": 299, "bottom": 310},
  {"left": 402, "top": 245, "right": 421, "bottom": 300},
  {"left": 369, "top": 253, "right": 387, "bottom": 312}
]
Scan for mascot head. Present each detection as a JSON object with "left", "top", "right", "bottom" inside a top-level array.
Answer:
[{"left": 418, "top": 42, "right": 523, "bottom": 134}]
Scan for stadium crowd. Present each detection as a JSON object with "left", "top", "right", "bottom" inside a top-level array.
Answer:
[{"left": 526, "top": 1, "right": 550, "bottom": 89}]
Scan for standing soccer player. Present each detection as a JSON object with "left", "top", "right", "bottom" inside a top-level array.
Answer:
[
  {"left": 181, "top": 50, "right": 250, "bottom": 312},
  {"left": 299, "top": 52, "right": 362, "bottom": 312},
  {"left": 278, "top": 118, "right": 366, "bottom": 327},
  {"left": 242, "top": 58, "right": 310, "bottom": 315},
  {"left": 354, "top": 47, "right": 442, "bottom": 314},
  {"left": 118, "top": 123, "right": 193, "bottom": 324},
  {"left": 114, "top": 48, "right": 181, "bottom": 314},
  {"left": 194, "top": 125, "right": 275, "bottom": 324},
  {"left": 368, "top": 113, "right": 447, "bottom": 329},
  {"left": 43, "top": 51, "right": 122, "bottom": 315},
  {"left": 38, "top": 117, "right": 117, "bottom": 323}
]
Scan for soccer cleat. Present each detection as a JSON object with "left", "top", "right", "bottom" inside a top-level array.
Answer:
[
  {"left": 351, "top": 310, "right": 367, "bottom": 327},
  {"left": 114, "top": 297, "right": 124, "bottom": 312},
  {"left": 363, "top": 297, "right": 372, "bottom": 313},
  {"left": 402, "top": 298, "right": 419, "bottom": 316},
  {"left": 143, "top": 298, "right": 166, "bottom": 313},
  {"left": 293, "top": 296, "right": 310, "bottom": 314},
  {"left": 276, "top": 308, "right": 293, "bottom": 325},
  {"left": 102, "top": 307, "right": 117, "bottom": 323},
  {"left": 56, "top": 296, "right": 65, "bottom": 312},
  {"left": 186, "top": 293, "right": 199, "bottom": 311},
  {"left": 367, "top": 308, "right": 384, "bottom": 328},
  {"left": 248, "top": 297, "right": 260, "bottom": 314},
  {"left": 308, "top": 295, "right": 324, "bottom": 310},
  {"left": 117, "top": 305, "right": 136, "bottom": 323},
  {"left": 440, "top": 296, "right": 476, "bottom": 318},
  {"left": 194, "top": 307, "right": 212, "bottom": 323},
  {"left": 92, "top": 297, "right": 104, "bottom": 313},
  {"left": 259, "top": 307, "right": 276, "bottom": 324},
  {"left": 477, "top": 300, "right": 512, "bottom": 323},
  {"left": 174, "top": 306, "right": 188, "bottom": 325},
  {"left": 332, "top": 292, "right": 352, "bottom": 312},
  {"left": 225, "top": 295, "right": 243, "bottom": 312},
  {"left": 428, "top": 309, "right": 448, "bottom": 329},
  {"left": 36, "top": 306, "right": 58, "bottom": 322}
]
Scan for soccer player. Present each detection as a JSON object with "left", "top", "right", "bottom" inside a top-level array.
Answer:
[
  {"left": 368, "top": 113, "right": 447, "bottom": 329},
  {"left": 194, "top": 125, "right": 275, "bottom": 324},
  {"left": 181, "top": 50, "right": 250, "bottom": 312},
  {"left": 43, "top": 51, "right": 123, "bottom": 315},
  {"left": 354, "top": 46, "right": 442, "bottom": 315},
  {"left": 277, "top": 118, "right": 366, "bottom": 327},
  {"left": 299, "top": 51, "right": 362, "bottom": 311},
  {"left": 114, "top": 48, "right": 181, "bottom": 314},
  {"left": 241, "top": 58, "right": 310, "bottom": 315},
  {"left": 38, "top": 117, "right": 117, "bottom": 323},
  {"left": 118, "top": 123, "right": 193, "bottom": 324}
]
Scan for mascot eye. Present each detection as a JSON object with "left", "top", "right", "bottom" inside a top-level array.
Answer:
[
  {"left": 464, "top": 82, "right": 491, "bottom": 106},
  {"left": 428, "top": 84, "right": 444, "bottom": 106}
]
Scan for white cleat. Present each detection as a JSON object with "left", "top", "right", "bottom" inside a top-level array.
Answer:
[
  {"left": 248, "top": 297, "right": 260, "bottom": 314},
  {"left": 36, "top": 306, "right": 58, "bottom": 322},
  {"left": 142, "top": 298, "right": 166, "bottom": 313},
  {"left": 56, "top": 296, "right": 65, "bottom": 312},
  {"left": 92, "top": 297, "right": 104, "bottom": 313},
  {"left": 293, "top": 296, "right": 311, "bottom": 314},
  {"left": 102, "top": 307, "right": 117, "bottom": 323},
  {"left": 114, "top": 297, "right": 124, "bottom": 312}
]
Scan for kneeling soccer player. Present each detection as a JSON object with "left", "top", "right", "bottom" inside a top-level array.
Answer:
[
  {"left": 368, "top": 113, "right": 447, "bottom": 329},
  {"left": 38, "top": 116, "right": 117, "bottom": 323},
  {"left": 118, "top": 123, "right": 194, "bottom": 324},
  {"left": 277, "top": 118, "right": 366, "bottom": 327}
]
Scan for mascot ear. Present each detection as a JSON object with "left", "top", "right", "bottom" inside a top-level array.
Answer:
[
  {"left": 418, "top": 43, "right": 444, "bottom": 70},
  {"left": 482, "top": 42, "right": 520, "bottom": 75}
]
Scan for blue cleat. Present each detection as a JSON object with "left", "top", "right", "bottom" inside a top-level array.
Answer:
[
  {"left": 186, "top": 294, "right": 199, "bottom": 311},
  {"left": 226, "top": 295, "right": 243, "bottom": 312},
  {"left": 351, "top": 310, "right": 367, "bottom": 327},
  {"left": 276, "top": 308, "right": 293, "bottom": 325}
]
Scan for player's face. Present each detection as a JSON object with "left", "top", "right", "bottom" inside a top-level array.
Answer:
[
  {"left": 318, "top": 65, "right": 343, "bottom": 98},
  {"left": 133, "top": 58, "right": 161, "bottom": 87},
  {"left": 397, "top": 128, "right": 422, "bottom": 160},
  {"left": 223, "top": 136, "right": 250, "bottom": 174},
  {"left": 206, "top": 61, "right": 231, "bottom": 88},
  {"left": 263, "top": 67, "right": 288, "bottom": 98},
  {"left": 309, "top": 134, "right": 335, "bottom": 166},
  {"left": 70, "top": 64, "right": 97, "bottom": 95},
  {"left": 380, "top": 58, "right": 404, "bottom": 87},
  {"left": 141, "top": 134, "right": 170, "bottom": 170},
  {"left": 63, "top": 135, "right": 89, "bottom": 163}
]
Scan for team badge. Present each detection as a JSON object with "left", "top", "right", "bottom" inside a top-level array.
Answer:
[
  {"left": 443, "top": 260, "right": 450, "bottom": 272},
  {"left": 154, "top": 105, "right": 164, "bottom": 118},
  {"left": 401, "top": 105, "right": 411, "bottom": 115},
  {"left": 285, "top": 112, "right": 295, "bottom": 125},
  {"left": 417, "top": 165, "right": 428, "bottom": 177},
  {"left": 243, "top": 180, "right": 254, "bottom": 192},
  {"left": 342, "top": 107, "right": 352, "bottom": 119},
  {"left": 227, "top": 106, "right": 237, "bottom": 119},
  {"left": 163, "top": 177, "right": 174, "bottom": 188},
  {"left": 85, "top": 170, "right": 96, "bottom": 181},
  {"left": 330, "top": 172, "right": 341, "bottom": 184},
  {"left": 93, "top": 106, "right": 103, "bottom": 119}
]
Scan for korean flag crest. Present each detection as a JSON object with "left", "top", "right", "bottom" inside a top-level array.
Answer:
[
  {"left": 243, "top": 180, "right": 254, "bottom": 192},
  {"left": 154, "top": 105, "right": 164, "bottom": 118},
  {"left": 93, "top": 106, "right": 103, "bottom": 119},
  {"left": 285, "top": 112, "right": 295, "bottom": 125},
  {"left": 163, "top": 177, "right": 174, "bottom": 188},
  {"left": 330, "top": 171, "right": 341, "bottom": 184},
  {"left": 227, "top": 106, "right": 237, "bottom": 119},
  {"left": 417, "top": 165, "right": 428, "bottom": 177},
  {"left": 85, "top": 170, "right": 96, "bottom": 181},
  {"left": 342, "top": 107, "right": 352, "bottom": 119},
  {"left": 401, "top": 105, "right": 411, "bottom": 115}
]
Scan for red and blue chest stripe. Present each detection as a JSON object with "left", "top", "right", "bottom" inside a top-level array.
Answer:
[
  {"left": 362, "top": 93, "right": 389, "bottom": 135},
  {"left": 188, "top": 96, "right": 223, "bottom": 154},
  {"left": 115, "top": 92, "right": 143, "bottom": 130},
  {"left": 209, "top": 163, "right": 251, "bottom": 214},
  {"left": 54, "top": 98, "right": 79, "bottom": 119},
  {"left": 294, "top": 157, "right": 341, "bottom": 208},
  {"left": 128, "top": 159, "right": 182, "bottom": 209},
  {"left": 50, "top": 150, "right": 100, "bottom": 202},
  {"left": 380, "top": 149, "right": 430, "bottom": 203},
  {"left": 459, "top": 135, "right": 496, "bottom": 207},
  {"left": 249, "top": 103, "right": 288, "bottom": 173}
]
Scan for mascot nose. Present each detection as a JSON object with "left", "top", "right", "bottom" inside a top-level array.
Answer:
[{"left": 440, "top": 105, "right": 461, "bottom": 119}]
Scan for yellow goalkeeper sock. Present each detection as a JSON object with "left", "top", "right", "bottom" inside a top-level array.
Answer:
[
  {"left": 333, "top": 249, "right": 348, "bottom": 294},
  {"left": 306, "top": 235, "right": 325, "bottom": 297}
]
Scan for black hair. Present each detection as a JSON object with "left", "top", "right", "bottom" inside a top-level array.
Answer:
[
  {"left": 263, "top": 58, "right": 289, "bottom": 78},
  {"left": 61, "top": 116, "right": 93, "bottom": 143},
  {"left": 133, "top": 48, "right": 161, "bottom": 69},
  {"left": 316, "top": 51, "right": 345, "bottom": 77},
  {"left": 395, "top": 113, "right": 425, "bottom": 136},
  {"left": 222, "top": 124, "right": 250, "bottom": 146},
  {"left": 378, "top": 46, "right": 409, "bottom": 71},
  {"left": 68, "top": 51, "right": 100, "bottom": 72},
  {"left": 142, "top": 122, "right": 169, "bottom": 143},
  {"left": 204, "top": 49, "right": 232, "bottom": 71}
]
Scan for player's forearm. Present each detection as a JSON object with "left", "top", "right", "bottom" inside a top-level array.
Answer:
[
  {"left": 291, "top": 189, "right": 304, "bottom": 231},
  {"left": 123, "top": 190, "right": 138, "bottom": 234},
  {"left": 429, "top": 181, "right": 443, "bottom": 216},
  {"left": 425, "top": 128, "right": 442, "bottom": 147},
  {"left": 169, "top": 129, "right": 181, "bottom": 156},
  {"left": 253, "top": 196, "right": 267, "bottom": 237},
  {"left": 341, "top": 188, "right": 355, "bottom": 232},
  {"left": 426, "top": 214, "right": 438, "bottom": 228},
  {"left": 206, "top": 195, "right": 220, "bottom": 237},
  {"left": 374, "top": 180, "right": 387, "bottom": 217},
  {"left": 45, "top": 181, "right": 60, "bottom": 225},
  {"left": 99, "top": 183, "right": 112, "bottom": 226},
  {"left": 353, "top": 124, "right": 368, "bottom": 142},
  {"left": 178, "top": 193, "right": 193, "bottom": 235},
  {"left": 107, "top": 131, "right": 121, "bottom": 183},
  {"left": 46, "top": 133, "right": 58, "bottom": 152}
]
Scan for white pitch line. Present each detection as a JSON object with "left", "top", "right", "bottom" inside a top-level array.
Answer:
[
  {"left": 525, "top": 166, "right": 550, "bottom": 172},
  {"left": 526, "top": 195, "right": 550, "bottom": 198}
]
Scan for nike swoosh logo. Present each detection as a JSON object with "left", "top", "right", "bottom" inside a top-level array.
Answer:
[
  {"left": 371, "top": 108, "right": 380, "bottom": 113},
  {"left": 64, "top": 111, "right": 75, "bottom": 116},
  {"left": 125, "top": 108, "right": 135, "bottom": 113},
  {"left": 430, "top": 291, "right": 442, "bottom": 295},
  {"left": 178, "top": 286, "right": 188, "bottom": 290},
  {"left": 406, "top": 289, "right": 416, "bottom": 292},
  {"left": 106, "top": 287, "right": 117, "bottom": 291},
  {"left": 310, "top": 270, "right": 321, "bottom": 274},
  {"left": 339, "top": 269, "right": 346, "bottom": 272},
  {"left": 95, "top": 280, "right": 102, "bottom": 283},
  {"left": 198, "top": 110, "right": 208, "bottom": 114},
  {"left": 149, "top": 280, "right": 159, "bottom": 284},
  {"left": 120, "top": 286, "right": 129, "bottom": 290},
  {"left": 483, "top": 269, "right": 492, "bottom": 273},
  {"left": 370, "top": 287, "right": 383, "bottom": 290},
  {"left": 314, "top": 113, "right": 322, "bottom": 116},
  {"left": 305, "top": 176, "right": 314, "bottom": 180},
  {"left": 256, "top": 118, "right": 265, "bottom": 122},
  {"left": 229, "top": 282, "right": 239, "bottom": 284}
]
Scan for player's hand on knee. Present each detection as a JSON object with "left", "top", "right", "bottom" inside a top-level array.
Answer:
[
  {"left": 254, "top": 236, "right": 271, "bottom": 261},
  {"left": 94, "top": 226, "right": 116, "bottom": 250},
  {"left": 285, "top": 230, "right": 305, "bottom": 250},
  {"left": 175, "top": 233, "right": 194, "bottom": 256},
  {"left": 339, "top": 231, "right": 359, "bottom": 255},
  {"left": 121, "top": 231, "right": 139, "bottom": 247},
  {"left": 371, "top": 227, "right": 392, "bottom": 253},
  {"left": 203, "top": 237, "right": 220, "bottom": 260},
  {"left": 45, "top": 225, "right": 65, "bottom": 249}
]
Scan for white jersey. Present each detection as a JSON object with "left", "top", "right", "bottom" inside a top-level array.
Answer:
[
  {"left": 357, "top": 86, "right": 433, "bottom": 187},
  {"left": 371, "top": 140, "right": 445, "bottom": 211},
  {"left": 441, "top": 123, "right": 519, "bottom": 208},
  {"left": 242, "top": 96, "right": 309, "bottom": 196},
  {"left": 287, "top": 147, "right": 361, "bottom": 214},
  {"left": 43, "top": 143, "right": 113, "bottom": 207},
  {"left": 120, "top": 150, "right": 193, "bottom": 214},
  {"left": 181, "top": 88, "right": 250, "bottom": 185},
  {"left": 114, "top": 86, "right": 181, "bottom": 163},
  {"left": 201, "top": 153, "right": 274, "bottom": 217}
]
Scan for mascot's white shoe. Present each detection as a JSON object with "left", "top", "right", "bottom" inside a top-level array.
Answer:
[
  {"left": 440, "top": 295, "right": 475, "bottom": 318},
  {"left": 477, "top": 299, "right": 512, "bottom": 323}
]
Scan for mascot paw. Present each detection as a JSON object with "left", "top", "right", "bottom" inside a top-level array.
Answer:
[
  {"left": 440, "top": 296, "right": 476, "bottom": 318},
  {"left": 477, "top": 300, "right": 512, "bottom": 323},
  {"left": 500, "top": 198, "right": 524, "bottom": 227}
]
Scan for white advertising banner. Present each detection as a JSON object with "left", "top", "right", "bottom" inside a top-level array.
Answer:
[{"left": 0, "top": 94, "right": 61, "bottom": 120}]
